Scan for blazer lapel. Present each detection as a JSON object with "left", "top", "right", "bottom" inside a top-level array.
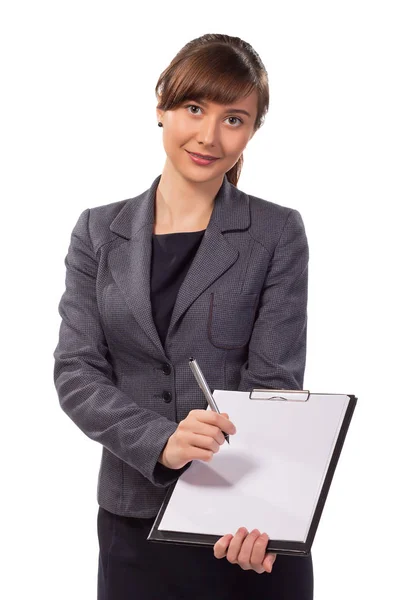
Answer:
[{"left": 108, "top": 173, "right": 250, "bottom": 356}]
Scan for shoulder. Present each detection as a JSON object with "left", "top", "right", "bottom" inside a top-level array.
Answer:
[
  {"left": 73, "top": 197, "right": 132, "bottom": 252},
  {"left": 244, "top": 189, "right": 306, "bottom": 251}
]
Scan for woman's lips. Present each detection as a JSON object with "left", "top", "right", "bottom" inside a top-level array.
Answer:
[{"left": 186, "top": 150, "right": 219, "bottom": 166}]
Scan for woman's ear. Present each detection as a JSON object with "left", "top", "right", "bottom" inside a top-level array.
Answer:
[{"left": 156, "top": 108, "right": 165, "bottom": 125}]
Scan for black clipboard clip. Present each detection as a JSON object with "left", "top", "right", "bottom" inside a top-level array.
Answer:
[{"left": 250, "top": 389, "right": 310, "bottom": 402}]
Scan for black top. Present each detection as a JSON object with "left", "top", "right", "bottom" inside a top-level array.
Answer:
[{"left": 150, "top": 230, "right": 206, "bottom": 348}]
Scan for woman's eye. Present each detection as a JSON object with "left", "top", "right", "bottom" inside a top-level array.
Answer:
[
  {"left": 227, "top": 116, "right": 241, "bottom": 126},
  {"left": 185, "top": 104, "right": 243, "bottom": 127}
]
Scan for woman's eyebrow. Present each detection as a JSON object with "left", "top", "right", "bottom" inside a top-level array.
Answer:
[{"left": 189, "top": 99, "right": 251, "bottom": 118}]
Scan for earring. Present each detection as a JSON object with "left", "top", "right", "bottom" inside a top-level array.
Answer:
[{"left": 158, "top": 122, "right": 163, "bottom": 127}]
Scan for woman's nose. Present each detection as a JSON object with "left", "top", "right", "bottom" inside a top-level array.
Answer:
[{"left": 196, "top": 118, "right": 220, "bottom": 147}]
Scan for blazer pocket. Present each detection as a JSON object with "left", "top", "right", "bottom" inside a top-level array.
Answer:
[{"left": 207, "top": 291, "right": 259, "bottom": 349}]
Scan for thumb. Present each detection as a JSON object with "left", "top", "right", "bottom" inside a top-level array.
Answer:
[{"left": 221, "top": 412, "right": 230, "bottom": 419}]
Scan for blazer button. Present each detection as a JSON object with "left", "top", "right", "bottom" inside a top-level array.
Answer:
[
  {"left": 162, "top": 363, "right": 171, "bottom": 375},
  {"left": 162, "top": 391, "right": 172, "bottom": 403}
]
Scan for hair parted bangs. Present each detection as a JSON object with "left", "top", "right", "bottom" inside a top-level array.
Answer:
[
  {"left": 157, "top": 46, "right": 258, "bottom": 113},
  {"left": 155, "top": 34, "right": 270, "bottom": 186}
]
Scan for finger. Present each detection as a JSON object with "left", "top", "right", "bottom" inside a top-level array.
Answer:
[
  {"left": 218, "top": 414, "right": 231, "bottom": 441},
  {"left": 200, "top": 411, "right": 237, "bottom": 436},
  {"left": 217, "top": 413, "right": 236, "bottom": 435},
  {"left": 188, "top": 432, "right": 221, "bottom": 454},
  {"left": 246, "top": 532, "right": 270, "bottom": 573},
  {"left": 185, "top": 417, "right": 227, "bottom": 445},
  {"left": 262, "top": 552, "right": 277, "bottom": 573},
  {"left": 190, "top": 424, "right": 226, "bottom": 446},
  {"left": 213, "top": 534, "right": 234, "bottom": 559},
  {"left": 237, "top": 529, "right": 262, "bottom": 570},
  {"left": 226, "top": 527, "right": 249, "bottom": 564}
]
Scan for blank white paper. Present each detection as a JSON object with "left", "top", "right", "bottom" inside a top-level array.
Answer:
[{"left": 158, "top": 391, "right": 350, "bottom": 542}]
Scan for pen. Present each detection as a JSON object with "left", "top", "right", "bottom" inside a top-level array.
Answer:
[{"left": 188, "top": 356, "right": 230, "bottom": 444}]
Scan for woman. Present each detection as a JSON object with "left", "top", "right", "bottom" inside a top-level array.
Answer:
[{"left": 54, "top": 33, "right": 313, "bottom": 599}]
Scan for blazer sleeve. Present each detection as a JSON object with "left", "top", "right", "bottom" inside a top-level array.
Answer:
[
  {"left": 238, "top": 209, "right": 309, "bottom": 391},
  {"left": 53, "top": 208, "right": 190, "bottom": 488}
]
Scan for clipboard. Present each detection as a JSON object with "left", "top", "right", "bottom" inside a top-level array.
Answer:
[{"left": 148, "top": 388, "right": 357, "bottom": 556}]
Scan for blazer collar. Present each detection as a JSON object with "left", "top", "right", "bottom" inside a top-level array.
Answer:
[
  {"left": 107, "top": 173, "right": 250, "bottom": 358},
  {"left": 109, "top": 173, "right": 250, "bottom": 238}
]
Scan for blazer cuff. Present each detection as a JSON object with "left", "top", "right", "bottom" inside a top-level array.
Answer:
[{"left": 152, "top": 460, "right": 193, "bottom": 487}]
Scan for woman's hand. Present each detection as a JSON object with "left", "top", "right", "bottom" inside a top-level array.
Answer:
[
  {"left": 158, "top": 410, "right": 236, "bottom": 470},
  {"left": 213, "top": 527, "right": 277, "bottom": 574}
]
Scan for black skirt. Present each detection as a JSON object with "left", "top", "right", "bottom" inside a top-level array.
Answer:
[{"left": 97, "top": 506, "right": 314, "bottom": 600}]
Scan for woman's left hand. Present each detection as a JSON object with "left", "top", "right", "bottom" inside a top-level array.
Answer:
[{"left": 213, "top": 527, "right": 277, "bottom": 574}]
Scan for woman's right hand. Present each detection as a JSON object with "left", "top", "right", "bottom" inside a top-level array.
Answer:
[{"left": 158, "top": 410, "right": 236, "bottom": 470}]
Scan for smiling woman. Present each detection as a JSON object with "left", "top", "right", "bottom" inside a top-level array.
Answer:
[
  {"left": 155, "top": 35, "right": 269, "bottom": 188},
  {"left": 53, "top": 32, "right": 313, "bottom": 600}
]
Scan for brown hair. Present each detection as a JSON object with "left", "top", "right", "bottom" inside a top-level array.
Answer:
[{"left": 155, "top": 33, "right": 269, "bottom": 187}]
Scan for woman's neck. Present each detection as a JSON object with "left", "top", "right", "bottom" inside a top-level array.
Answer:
[{"left": 153, "top": 162, "right": 223, "bottom": 233}]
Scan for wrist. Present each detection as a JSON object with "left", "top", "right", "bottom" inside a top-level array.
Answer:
[{"left": 158, "top": 442, "right": 169, "bottom": 467}]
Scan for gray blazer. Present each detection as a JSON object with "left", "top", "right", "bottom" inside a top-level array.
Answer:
[{"left": 53, "top": 173, "right": 309, "bottom": 518}]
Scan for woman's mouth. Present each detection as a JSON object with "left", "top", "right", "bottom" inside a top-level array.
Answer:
[{"left": 186, "top": 150, "right": 220, "bottom": 166}]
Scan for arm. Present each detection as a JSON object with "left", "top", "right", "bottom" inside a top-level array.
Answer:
[
  {"left": 238, "top": 209, "right": 309, "bottom": 391},
  {"left": 53, "top": 208, "right": 190, "bottom": 487}
]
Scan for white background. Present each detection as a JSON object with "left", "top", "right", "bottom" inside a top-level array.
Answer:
[{"left": 1, "top": 1, "right": 399, "bottom": 598}]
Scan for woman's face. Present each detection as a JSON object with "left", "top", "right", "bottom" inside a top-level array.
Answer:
[{"left": 156, "top": 89, "right": 258, "bottom": 183}]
